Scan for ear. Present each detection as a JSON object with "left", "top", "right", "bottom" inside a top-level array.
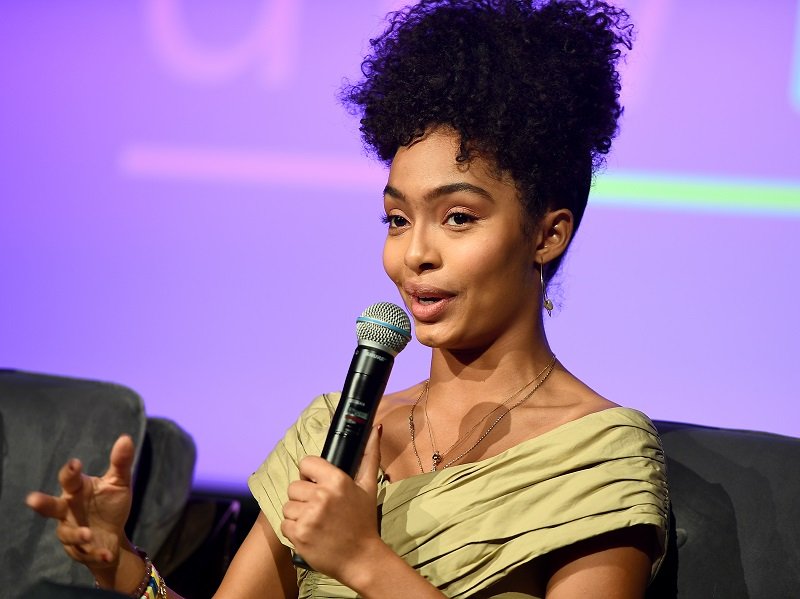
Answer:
[{"left": 532, "top": 208, "right": 574, "bottom": 265}]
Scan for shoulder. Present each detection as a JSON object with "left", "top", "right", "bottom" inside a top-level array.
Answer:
[
  {"left": 583, "top": 405, "right": 660, "bottom": 435},
  {"left": 248, "top": 392, "right": 341, "bottom": 499},
  {"left": 568, "top": 405, "right": 664, "bottom": 459},
  {"left": 374, "top": 381, "right": 427, "bottom": 423},
  {"left": 254, "top": 393, "right": 342, "bottom": 468},
  {"left": 522, "top": 369, "right": 660, "bottom": 447},
  {"left": 298, "top": 392, "right": 340, "bottom": 429},
  {"left": 551, "top": 367, "right": 659, "bottom": 435},
  {"left": 519, "top": 375, "right": 665, "bottom": 477}
]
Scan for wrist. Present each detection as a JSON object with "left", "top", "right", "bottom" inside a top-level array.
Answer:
[
  {"left": 340, "top": 540, "right": 444, "bottom": 599},
  {"left": 340, "top": 538, "right": 399, "bottom": 594},
  {"left": 93, "top": 541, "right": 147, "bottom": 595}
]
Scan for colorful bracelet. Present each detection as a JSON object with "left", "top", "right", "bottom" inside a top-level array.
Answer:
[
  {"left": 143, "top": 561, "right": 167, "bottom": 599},
  {"left": 95, "top": 547, "right": 166, "bottom": 599}
]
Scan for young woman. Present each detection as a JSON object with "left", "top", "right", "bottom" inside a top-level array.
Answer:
[{"left": 28, "top": 1, "right": 669, "bottom": 597}]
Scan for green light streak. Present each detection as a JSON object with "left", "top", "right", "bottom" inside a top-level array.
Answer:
[{"left": 592, "top": 173, "right": 800, "bottom": 216}]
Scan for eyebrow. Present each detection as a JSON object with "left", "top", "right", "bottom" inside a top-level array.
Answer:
[{"left": 383, "top": 182, "right": 495, "bottom": 203}]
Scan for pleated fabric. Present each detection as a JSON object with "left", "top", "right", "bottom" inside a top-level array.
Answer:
[{"left": 249, "top": 393, "right": 669, "bottom": 599}]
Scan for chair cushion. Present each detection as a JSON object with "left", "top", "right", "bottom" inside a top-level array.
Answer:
[
  {"left": 127, "top": 417, "right": 196, "bottom": 554},
  {"left": 651, "top": 420, "right": 800, "bottom": 598},
  {"left": 0, "top": 370, "right": 146, "bottom": 589}
]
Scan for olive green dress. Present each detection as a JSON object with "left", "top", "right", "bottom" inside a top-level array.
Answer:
[{"left": 249, "top": 393, "right": 669, "bottom": 598}]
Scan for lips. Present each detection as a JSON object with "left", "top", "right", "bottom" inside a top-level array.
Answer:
[{"left": 403, "top": 282, "right": 455, "bottom": 322}]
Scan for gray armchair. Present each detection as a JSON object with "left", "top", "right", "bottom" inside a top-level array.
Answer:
[
  {"left": 649, "top": 420, "right": 800, "bottom": 597},
  {"left": 5, "top": 370, "right": 798, "bottom": 597},
  {"left": 0, "top": 370, "right": 196, "bottom": 592}
]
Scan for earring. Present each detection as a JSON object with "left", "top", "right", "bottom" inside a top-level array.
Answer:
[{"left": 540, "top": 263, "right": 553, "bottom": 317}]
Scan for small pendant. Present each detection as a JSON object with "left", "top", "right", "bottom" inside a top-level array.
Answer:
[{"left": 431, "top": 451, "right": 442, "bottom": 471}]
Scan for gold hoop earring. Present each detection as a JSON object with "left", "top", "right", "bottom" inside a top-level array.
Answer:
[{"left": 540, "top": 263, "right": 553, "bottom": 317}]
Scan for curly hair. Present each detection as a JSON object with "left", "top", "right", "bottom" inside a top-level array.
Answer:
[{"left": 341, "top": 0, "right": 633, "bottom": 281}]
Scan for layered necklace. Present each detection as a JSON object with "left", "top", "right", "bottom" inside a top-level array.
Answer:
[{"left": 409, "top": 354, "right": 557, "bottom": 473}]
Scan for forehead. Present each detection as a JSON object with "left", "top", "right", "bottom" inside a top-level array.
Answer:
[{"left": 386, "top": 128, "right": 517, "bottom": 198}]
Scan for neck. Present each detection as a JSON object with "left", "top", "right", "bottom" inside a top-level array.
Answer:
[{"left": 426, "top": 324, "right": 555, "bottom": 403}]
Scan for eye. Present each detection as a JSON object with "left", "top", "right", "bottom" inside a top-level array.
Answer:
[
  {"left": 444, "top": 212, "right": 476, "bottom": 226},
  {"left": 381, "top": 213, "right": 409, "bottom": 229}
]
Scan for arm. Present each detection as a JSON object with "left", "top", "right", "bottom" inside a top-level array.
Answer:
[
  {"left": 279, "top": 425, "right": 447, "bottom": 599},
  {"left": 26, "top": 435, "right": 298, "bottom": 599},
  {"left": 213, "top": 512, "right": 298, "bottom": 599},
  {"left": 544, "top": 525, "right": 656, "bottom": 599},
  {"left": 25, "top": 436, "right": 148, "bottom": 592},
  {"left": 278, "top": 425, "right": 659, "bottom": 598}
]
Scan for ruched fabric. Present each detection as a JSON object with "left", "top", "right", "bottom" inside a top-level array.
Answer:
[{"left": 249, "top": 393, "right": 669, "bottom": 598}]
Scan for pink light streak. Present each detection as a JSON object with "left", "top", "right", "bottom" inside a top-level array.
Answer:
[{"left": 118, "top": 143, "right": 387, "bottom": 190}]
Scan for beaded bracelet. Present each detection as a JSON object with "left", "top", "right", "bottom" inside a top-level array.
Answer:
[
  {"left": 95, "top": 547, "right": 166, "bottom": 599},
  {"left": 143, "top": 561, "right": 167, "bottom": 599}
]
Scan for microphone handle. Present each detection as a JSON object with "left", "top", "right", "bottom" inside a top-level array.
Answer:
[{"left": 292, "top": 343, "right": 394, "bottom": 569}]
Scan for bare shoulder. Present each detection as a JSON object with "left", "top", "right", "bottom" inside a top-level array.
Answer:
[
  {"left": 520, "top": 365, "right": 621, "bottom": 433},
  {"left": 562, "top": 383, "right": 619, "bottom": 419}
]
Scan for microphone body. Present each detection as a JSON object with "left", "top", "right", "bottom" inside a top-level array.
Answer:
[
  {"left": 321, "top": 342, "right": 394, "bottom": 477},
  {"left": 292, "top": 302, "right": 411, "bottom": 569}
]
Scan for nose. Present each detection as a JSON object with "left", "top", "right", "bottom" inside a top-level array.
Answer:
[{"left": 404, "top": 222, "right": 441, "bottom": 273}]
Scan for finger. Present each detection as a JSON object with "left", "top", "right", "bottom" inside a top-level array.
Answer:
[
  {"left": 58, "top": 459, "right": 85, "bottom": 496},
  {"left": 280, "top": 518, "right": 311, "bottom": 553},
  {"left": 286, "top": 479, "right": 318, "bottom": 502},
  {"left": 56, "top": 525, "right": 114, "bottom": 564},
  {"left": 280, "top": 518, "right": 297, "bottom": 546},
  {"left": 105, "top": 435, "right": 135, "bottom": 487},
  {"left": 355, "top": 424, "right": 382, "bottom": 494},
  {"left": 55, "top": 521, "right": 93, "bottom": 547},
  {"left": 298, "top": 455, "right": 345, "bottom": 484},
  {"left": 26, "top": 492, "right": 69, "bottom": 520},
  {"left": 282, "top": 499, "right": 304, "bottom": 522}
]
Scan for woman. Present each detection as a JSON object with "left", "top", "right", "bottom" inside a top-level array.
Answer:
[{"left": 27, "top": 1, "right": 669, "bottom": 597}]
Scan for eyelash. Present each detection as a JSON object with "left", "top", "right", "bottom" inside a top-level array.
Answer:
[
  {"left": 445, "top": 211, "right": 477, "bottom": 226},
  {"left": 380, "top": 213, "right": 408, "bottom": 228},
  {"left": 380, "top": 211, "right": 478, "bottom": 229}
]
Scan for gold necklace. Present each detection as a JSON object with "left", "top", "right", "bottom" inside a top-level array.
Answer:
[
  {"left": 421, "top": 357, "right": 555, "bottom": 470},
  {"left": 409, "top": 355, "right": 557, "bottom": 473}
]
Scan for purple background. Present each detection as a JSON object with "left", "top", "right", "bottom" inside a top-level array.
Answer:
[{"left": 1, "top": 0, "right": 798, "bottom": 489}]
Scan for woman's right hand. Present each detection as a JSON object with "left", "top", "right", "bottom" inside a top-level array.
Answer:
[{"left": 25, "top": 434, "right": 137, "bottom": 580}]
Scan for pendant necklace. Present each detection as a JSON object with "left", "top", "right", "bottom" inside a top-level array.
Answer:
[{"left": 409, "top": 355, "right": 557, "bottom": 473}]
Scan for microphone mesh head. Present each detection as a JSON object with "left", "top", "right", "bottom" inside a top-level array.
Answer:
[{"left": 356, "top": 302, "right": 412, "bottom": 355}]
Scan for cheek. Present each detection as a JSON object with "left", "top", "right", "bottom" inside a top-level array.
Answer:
[
  {"left": 382, "top": 239, "right": 400, "bottom": 283},
  {"left": 459, "top": 240, "right": 512, "bottom": 276},
  {"left": 464, "top": 240, "right": 536, "bottom": 293}
]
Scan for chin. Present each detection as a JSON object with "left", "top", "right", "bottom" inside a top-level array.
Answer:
[
  {"left": 412, "top": 328, "right": 439, "bottom": 349},
  {"left": 411, "top": 321, "right": 448, "bottom": 349},
  {"left": 413, "top": 323, "right": 480, "bottom": 353}
]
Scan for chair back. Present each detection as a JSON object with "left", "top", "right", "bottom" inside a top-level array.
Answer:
[
  {"left": 0, "top": 370, "right": 195, "bottom": 593},
  {"left": 649, "top": 420, "right": 800, "bottom": 598}
]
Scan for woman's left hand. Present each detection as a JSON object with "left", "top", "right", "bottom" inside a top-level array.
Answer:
[{"left": 281, "top": 424, "right": 387, "bottom": 583}]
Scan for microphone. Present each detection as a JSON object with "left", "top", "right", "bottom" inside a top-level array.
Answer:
[{"left": 292, "top": 301, "right": 411, "bottom": 569}]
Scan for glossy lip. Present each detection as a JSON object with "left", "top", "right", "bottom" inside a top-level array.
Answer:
[{"left": 402, "top": 282, "right": 456, "bottom": 323}]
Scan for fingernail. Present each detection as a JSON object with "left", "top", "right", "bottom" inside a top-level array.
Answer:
[{"left": 377, "top": 423, "right": 383, "bottom": 436}]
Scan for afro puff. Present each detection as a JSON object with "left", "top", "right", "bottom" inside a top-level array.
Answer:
[{"left": 341, "top": 0, "right": 633, "bottom": 281}]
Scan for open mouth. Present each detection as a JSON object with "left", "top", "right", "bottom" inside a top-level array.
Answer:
[
  {"left": 403, "top": 284, "right": 454, "bottom": 315},
  {"left": 406, "top": 289, "right": 453, "bottom": 321}
]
